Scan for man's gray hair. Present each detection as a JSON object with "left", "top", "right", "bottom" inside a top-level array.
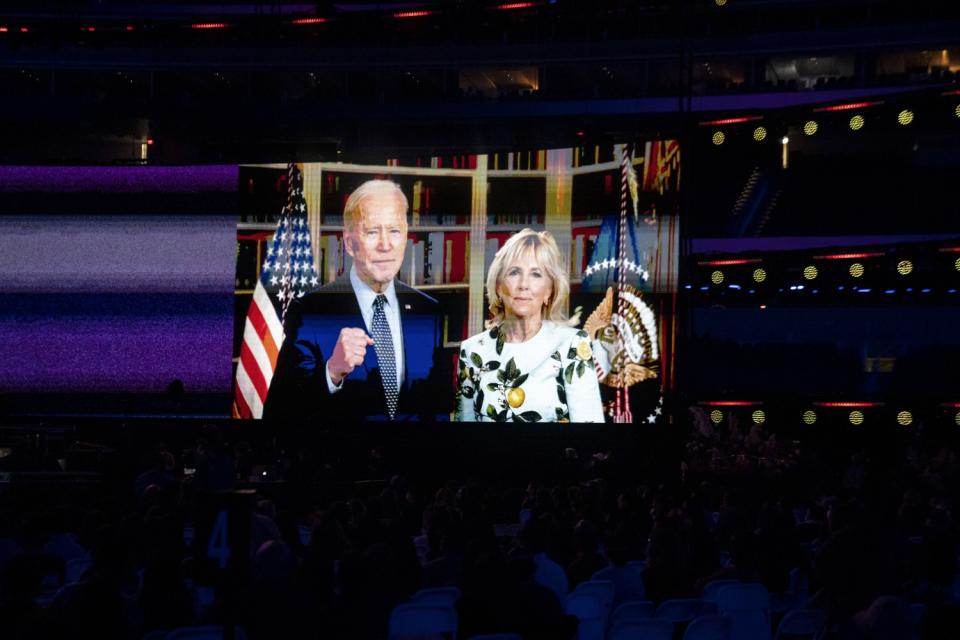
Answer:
[{"left": 343, "top": 179, "right": 409, "bottom": 231}]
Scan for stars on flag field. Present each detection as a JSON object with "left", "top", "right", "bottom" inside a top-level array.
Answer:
[
  {"left": 259, "top": 165, "right": 321, "bottom": 310},
  {"left": 583, "top": 258, "right": 650, "bottom": 281}
]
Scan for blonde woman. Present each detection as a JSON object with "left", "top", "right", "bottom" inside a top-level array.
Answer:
[{"left": 456, "top": 229, "right": 605, "bottom": 422}]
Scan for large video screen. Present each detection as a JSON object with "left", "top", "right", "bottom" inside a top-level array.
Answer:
[
  {"left": 233, "top": 142, "right": 680, "bottom": 423},
  {"left": 0, "top": 143, "right": 680, "bottom": 422}
]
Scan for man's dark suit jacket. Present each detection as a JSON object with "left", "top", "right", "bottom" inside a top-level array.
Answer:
[{"left": 263, "top": 277, "right": 453, "bottom": 422}]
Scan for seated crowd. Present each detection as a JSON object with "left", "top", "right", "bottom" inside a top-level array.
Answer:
[{"left": 0, "top": 416, "right": 958, "bottom": 639}]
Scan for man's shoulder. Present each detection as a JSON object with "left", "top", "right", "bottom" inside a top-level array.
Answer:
[
  {"left": 394, "top": 280, "right": 441, "bottom": 313},
  {"left": 290, "top": 278, "right": 356, "bottom": 313}
]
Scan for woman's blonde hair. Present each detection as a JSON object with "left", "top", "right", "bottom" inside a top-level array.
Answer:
[{"left": 486, "top": 228, "right": 576, "bottom": 328}]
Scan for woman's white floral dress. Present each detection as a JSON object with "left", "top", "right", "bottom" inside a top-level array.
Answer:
[{"left": 455, "top": 321, "right": 605, "bottom": 422}]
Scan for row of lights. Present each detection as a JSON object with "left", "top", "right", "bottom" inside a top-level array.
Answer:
[
  {"left": 709, "top": 102, "right": 960, "bottom": 147},
  {"left": 706, "top": 408, "right": 960, "bottom": 426},
  {"left": 0, "top": 3, "right": 542, "bottom": 34},
  {"left": 703, "top": 255, "right": 960, "bottom": 286}
]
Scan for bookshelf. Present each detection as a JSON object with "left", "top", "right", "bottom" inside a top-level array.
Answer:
[{"left": 236, "top": 146, "right": 639, "bottom": 348}]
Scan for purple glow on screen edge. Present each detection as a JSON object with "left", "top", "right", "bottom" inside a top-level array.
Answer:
[
  {"left": 0, "top": 165, "right": 238, "bottom": 407},
  {"left": 0, "top": 315, "right": 233, "bottom": 394},
  {"left": 0, "top": 165, "right": 238, "bottom": 193}
]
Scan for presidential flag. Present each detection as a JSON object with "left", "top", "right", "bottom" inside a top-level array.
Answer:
[{"left": 233, "top": 163, "right": 319, "bottom": 419}]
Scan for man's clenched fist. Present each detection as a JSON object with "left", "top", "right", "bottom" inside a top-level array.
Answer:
[{"left": 327, "top": 327, "right": 375, "bottom": 385}]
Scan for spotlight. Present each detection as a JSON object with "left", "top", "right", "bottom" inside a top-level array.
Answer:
[
  {"left": 710, "top": 410, "right": 723, "bottom": 424},
  {"left": 803, "top": 266, "right": 818, "bottom": 280},
  {"left": 781, "top": 136, "right": 789, "bottom": 145},
  {"left": 752, "top": 410, "right": 766, "bottom": 424},
  {"left": 956, "top": 411, "right": 960, "bottom": 426},
  {"left": 849, "top": 263, "right": 865, "bottom": 278},
  {"left": 896, "top": 260, "right": 913, "bottom": 275},
  {"left": 711, "top": 270, "right": 724, "bottom": 284},
  {"left": 753, "top": 126, "right": 767, "bottom": 142},
  {"left": 955, "top": 104, "right": 960, "bottom": 119},
  {"left": 752, "top": 268, "right": 767, "bottom": 283},
  {"left": 849, "top": 410, "right": 864, "bottom": 425},
  {"left": 712, "top": 131, "right": 726, "bottom": 145},
  {"left": 954, "top": 257, "right": 960, "bottom": 272},
  {"left": 849, "top": 115, "right": 865, "bottom": 131},
  {"left": 803, "top": 121, "right": 819, "bottom": 136},
  {"left": 803, "top": 410, "right": 817, "bottom": 425},
  {"left": 897, "top": 411, "right": 913, "bottom": 426},
  {"left": 715, "top": 0, "right": 727, "bottom": 5},
  {"left": 897, "top": 110, "right": 914, "bottom": 126}
]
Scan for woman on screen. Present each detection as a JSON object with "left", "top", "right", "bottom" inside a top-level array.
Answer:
[{"left": 456, "top": 229, "right": 605, "bottom": 422}]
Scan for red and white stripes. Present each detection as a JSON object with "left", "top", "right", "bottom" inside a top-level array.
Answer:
[{"left": 232, "top": 280, "right": 284, "bottom": 419}]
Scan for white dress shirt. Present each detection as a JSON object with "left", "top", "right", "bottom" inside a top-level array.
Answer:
[{"left": 326, "top": 266, "right": 405, "bottom": 393}]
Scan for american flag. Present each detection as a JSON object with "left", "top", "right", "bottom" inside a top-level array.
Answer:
[{"left": 233, "top": 163, "right": 319, "bottom": 419}]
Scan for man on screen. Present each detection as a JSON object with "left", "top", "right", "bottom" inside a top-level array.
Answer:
[{"left": 263, "top": 179, "right": 452, "bottom": 421}]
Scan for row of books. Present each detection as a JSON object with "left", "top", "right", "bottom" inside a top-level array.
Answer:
[
  {"left": 317, "top": 229, "right": 599, "bottom": 288},
  {"left": 236, "top": 226, "right": 602, "bottom": 292},
  {"left": 387, "top": 147, "right": 620, "bottom": 171},
  {"left": 317, "top": 231, "right": 471, "bottom": 286},
  {"left": 315, "top": 213, "right": 546, "bottom": 227}
]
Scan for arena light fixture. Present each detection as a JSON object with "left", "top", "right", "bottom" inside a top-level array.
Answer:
[
  {"left": 849, "top": 115, "right": 865, "bottom": 131},
  {"left": 897, "top": 411, "right": 913, "bottom": 426},
  {"left": 803, "top": 410, "right": 817, "bottom": 425},
  {"left": 698, "top": 258, "right": 762, "bottom": 266},
  {"left": 394, "top": 10, "right": 435, "bottom": 18},
  {"left": 849, "top": 263, "right": 865, "bottom": 277},
  {"left": 494, "top": 2, "right": 538, "bottom": 9},
  {"left": 191, "top": 23, "right": 228, "bottom": 29},
  {"left": 849, "top": 410, "right": 865, "bottom": 425},
  {"left": 752, "top": 268, "right": 767, "bottom": 283},
  {"left": 815, "top": 402, "right": 881, "bottom": 408},
  {"left": 814, "top": 252, "right": 884, "bottom": 260},
  {"left": 291, "top": 17, "right": 329, "bottom": 25},
  {"left": 896, "top": 260, "right": 913, "bottom": 275},
  {"left": 898, "top": 110, "right": 915, "bottom": 126},
  {"left": 710, "top": 410, "right": 724, "bottom": 424},
  {"left": 711, "top": 270, "right": 724, "bottom": 284},
  {"left": 715, "top": 0, "right": 728, "bottom": 6},
  {"left": 803, "top": 266, "right": 818, "bottom": 280},
  {"left": 956, "top": 412, "right": 960, "bottom": 427},
  {"left": 752, "top": 410, "right": 766, "bottom": 424},
  {"left": 804, "top": 120, "right": 819, "bottom": 135},
  {"left": 700, "top": 116, "right": 762, "bottom": 126},
  {"left": 814, "top": 100, "right": 884, "bottom": 112},
  {"left": 712, "top": 131, "right": 726, "bottom": 146},
  {"left": 955, "top": 257, "right": 960, "bottom": 272},
  {"left": 753, "top": 126, "right": 767, "bottom": 142},
  {"left": 955, "top": 104, "right": 960, "bottom": 119}
]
